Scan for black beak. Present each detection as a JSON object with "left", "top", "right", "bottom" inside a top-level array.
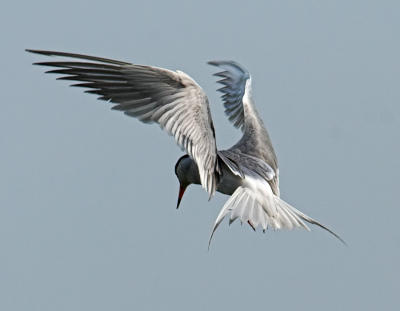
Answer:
[{"left": 176, "top": 184, "right": 187, "bottom": 209}]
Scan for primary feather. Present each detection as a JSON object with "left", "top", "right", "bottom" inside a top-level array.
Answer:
[{"left": 27, "top": 49, "right": 220, "bottom": 197}]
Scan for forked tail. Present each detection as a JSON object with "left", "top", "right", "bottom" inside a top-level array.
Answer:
[{"left": 209, "top": 186, "right": 346, "bottom": 248}]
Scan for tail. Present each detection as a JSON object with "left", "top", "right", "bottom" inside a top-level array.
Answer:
[
  {"left": 277, "top": 198, "right": 347, "bottom": 245},
  {"left": 209, "top": 187, "right": 346, "bottom": 248}
]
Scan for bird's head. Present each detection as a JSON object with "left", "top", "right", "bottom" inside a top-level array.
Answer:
[{"left": 174, "top": 154, "right": 200, "bottom": 209}]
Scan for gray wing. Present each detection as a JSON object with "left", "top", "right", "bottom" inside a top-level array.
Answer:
[
  {"left": 207, "top": 61, "right": 250, "bottom": 129},
  {"left": 218, "top": 149, "right": 279, "bottom": 196},
  {"left": 28, "top": 49, "right": 219, "bottom": 196},
  {"left": 208, "top": 61, "right": 278, "bottom": 174}
]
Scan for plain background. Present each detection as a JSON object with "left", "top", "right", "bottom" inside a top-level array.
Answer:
[{"left": 1, "top": 1, "right": 399, "bottom": 310}]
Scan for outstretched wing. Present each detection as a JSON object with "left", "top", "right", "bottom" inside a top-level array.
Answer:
[
  {"left": 27, "top": 49, "right": 219, "bottom": 196},
  {"left": 208, "top": 61, "right": 278, "bottom": 175},
  {"left": 207, "top": 60, "right": 250, "bottom": 129}
]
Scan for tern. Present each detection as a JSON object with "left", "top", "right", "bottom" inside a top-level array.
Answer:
[{"left": 27, "top": 49, "right": 345, "bottom": 246}]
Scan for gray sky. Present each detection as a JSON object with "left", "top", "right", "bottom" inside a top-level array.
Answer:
[{"left": 1, "top": 1, "right": 399, "bottom": 310}]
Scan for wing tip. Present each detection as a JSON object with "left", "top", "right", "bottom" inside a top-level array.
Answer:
[
  {"left": 207, "top": 60, "right": 249, "bottom": 75},
  {"left": 26, "top": 49, "right": 56, "bottom": 56},
  {"left": 26, "top": 49, "right": 131, "bottom": 65},
  {"left": 207, "top": 60, "right": 220, "bottom": 67},
  {"left": 207, "top": 60, "right": 239, "bottom": 66}
]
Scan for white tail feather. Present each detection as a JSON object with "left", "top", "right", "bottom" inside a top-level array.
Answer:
[{"left": 209, "top": 186, "right": 345, "bottom": 248}]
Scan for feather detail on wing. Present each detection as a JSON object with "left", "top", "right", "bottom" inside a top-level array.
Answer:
[
  {"left": 27, "top": 49, "right": 219, "bottom": 196},
  {"left": 208, "top": 61, "right": 279, "bottom": 178},
  {"left": 217, "top": 151, "right": 245, "bottom": 178},
  {"left": 218, "top": 150, "right": 275, "bottom": 181},
  {"left": 208, "top": 61, "right": 250, "bottom": 130}
]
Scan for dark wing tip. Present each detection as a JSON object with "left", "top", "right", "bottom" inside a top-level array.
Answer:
[
  {"left": 26, "top": 49, "right": 54, "bottom": 56},
  {"left": 207, "top": 60, "right": 219, "bottom": 66},
  {"left": 26, "top": 49, "right": 131, "bottom": 66},
  {"left": 207, "top": 60, "right": 245, "bottom": 69},
  {"left": 207, "top": 60, "right": 236, "bottom": 67}
]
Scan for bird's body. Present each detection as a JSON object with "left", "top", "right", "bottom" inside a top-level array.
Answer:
[{"left": 27, "top": 49, "right": 345, "bottom": 245}]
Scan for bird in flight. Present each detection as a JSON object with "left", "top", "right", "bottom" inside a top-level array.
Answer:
[{"left": 27, "top": 49, "right": 345, "bottom": 246}]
